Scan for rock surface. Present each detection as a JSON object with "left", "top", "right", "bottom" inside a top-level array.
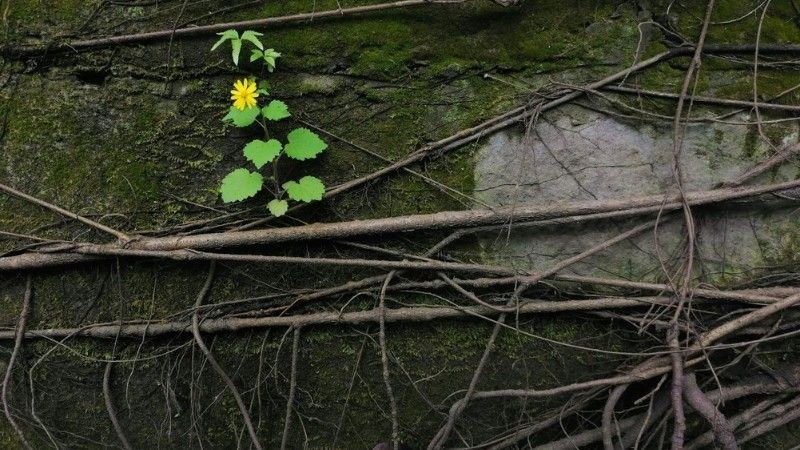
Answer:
[{"left": 474, "top": 106, "right": 800, "bottom": 283}]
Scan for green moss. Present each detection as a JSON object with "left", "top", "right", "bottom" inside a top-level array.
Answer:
[
  {"left": 3, "top": 0, "right": 90, "bottom": 39},
  {"left": 5, "top": 0, "right": 799, "bottom": 447}
]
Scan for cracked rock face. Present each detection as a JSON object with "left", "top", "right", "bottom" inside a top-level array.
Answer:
[{"left": 473, "top": 106, "right": 800, "bottom": 284}]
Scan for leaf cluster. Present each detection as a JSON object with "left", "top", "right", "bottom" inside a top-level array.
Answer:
[
  {"left": 215, "top": 30, "right": 328, "bottom": 217},
  {"left": 211, "top": 29, "right": 282, "bottom": 69}
]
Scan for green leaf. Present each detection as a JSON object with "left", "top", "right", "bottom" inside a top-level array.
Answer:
[
  {"left": 231, "top": 38, "right": 242, "bottom": 65},
  {"left": 262, "top": 48, "right": 281, "bottom": 71},
  {"left": 282, "top": 176, "right": 325, "bottom": 203},
  {"left": 250, "top": 49, "right": 263, "bottom": 62},
  {"left": 220, "top": 168, "right": 263, "bottom": 203},
  {"left": 222, "top": 106, "right": 260, "bottom": 127},
  {"left": 211, "top": 29, "right": 238, "bottom": 51},
  {"left": 243, "top": 139, "right": 282, "bottom": 169},
  {"left": 267, "top": 199, "right": 289, "bottom": 217},
  {"left": 262, "top": 100, "right": 290, "bottom": 121},
  {"left": 257, "top": 80, "right": 270, "bottom": 96},
  {"left": 284, "top": 128, "right": 327, "bottom": 160},
  {"left": 263, "top": 48, "right": 281, "bottom": 59},
  {"left": 241, "top": 30, "right": 264, "bottom": 50}
]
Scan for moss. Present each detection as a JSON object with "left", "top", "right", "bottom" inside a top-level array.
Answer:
[
  {"left": 2, "top": 0, "right": 90, "bottom": 39},
  {"left": 762, "top": 219, "right": 800, "bottom": 268},
  {"left": 5, "top": 0, "right": 800, "bottom": 447},
  {"left": 296, "top": 74, "right": 342, "bottom": 95}
]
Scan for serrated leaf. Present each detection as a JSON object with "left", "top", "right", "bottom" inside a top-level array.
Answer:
[
  {"left": 250, "top": 49, "right": 263, "bottom": 62},
  {"left": 267, "top": 199, "right": 289, "bottom": 217},
  {"left": 231, "top": 38, "right": 242, "bottom": 65},
  {"left": 220, "top": 168, "right": 263, "bottom": 203},
  {"left": 263, "top": 48, "right": 281, "bottom": 59},
  {"left": 262, "top": 100, "right": 290, "bottom": 121},
  {"left": 263, "top": 48, "right": 281, "bottom": 71},
  {"left": 241, "top": 30, "right": 264, "bottom": 50},
  {"left": 211, "top": 29, "right": 238, "bottom": 51},
  {"left": 222, "top": 106, "right": 260, "bottom": 127},
  {"left": 284, "top": 128, "right": 327, "bottom": 161},
  {"left": 282, "top": 176, "right": 325, "bottom": 203},
  {"left": 243, "top": 139, "right": 282, "bottom": 169}
]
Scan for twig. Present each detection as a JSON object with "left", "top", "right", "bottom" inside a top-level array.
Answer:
[
  {"left": 103, "top": 362, "right": 133, "bottom": 450},
  {"left": 2, "top": 0, "right": 454, "bottom": 57},
  {"left": 280, "top": 327, "right": 300, "bottom": 450},
  {"left": 378, "top": 274, "right": 400, "bottom": 449},
  {"left": 0, "top": 182, "right": 129, "bottom": 241},
  {"left": 724, "top": 141, "right": 800, "bottom": 187},
  {"left": 1, "top": 275, "right": 32, "bottom": 450},
  {"left": 602, "top": 384, "right": 628, "bottom": 450},
  {"left": 685, "top": 396, "right": 787, "bottom": 449},
  {"left": 603, "top": 85, "right": 800, "bottom": 112},
  {"left": 735, "top": 396, "right": 800, "bottom": 445},
  {"left": 191, "top": 262, "right": 263, "bottom": 450},
  {"left": 333, "top": 336, "right": 368, "bottom": 446}
]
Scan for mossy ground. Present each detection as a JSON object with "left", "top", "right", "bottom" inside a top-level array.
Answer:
[{"left": 1, "top": 0, "right": 800, "bottom": 447}]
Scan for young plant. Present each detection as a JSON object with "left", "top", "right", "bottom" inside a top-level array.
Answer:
[{"left": 213, "top": 29, "right": 326, "bottom": 217}]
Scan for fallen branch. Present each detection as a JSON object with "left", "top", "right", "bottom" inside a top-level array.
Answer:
[
  {"left": 1, "top": 0, "right": 447, "bottom": 58},
  {"left": 0, "top": 296, "right": 676, "bottom": 341},
  {"left": 603, "top": 85, "right": 800, "bottom": 112},
  {"left": 2, "top": 178, "right": 799, "bottom": 272}
]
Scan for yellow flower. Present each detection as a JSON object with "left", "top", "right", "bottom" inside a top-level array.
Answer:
[{"left": 230, "top": 78, "right": 259, "bottom": 111}]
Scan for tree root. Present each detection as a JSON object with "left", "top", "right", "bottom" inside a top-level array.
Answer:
[
  {"left": 191, "top": 263, "right": 263, "bottom": 450},
  {"left": 1, "top": 275, "right": 32, "bottom": 450}
]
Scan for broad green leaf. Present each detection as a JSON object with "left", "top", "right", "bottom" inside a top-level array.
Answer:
[
  {"left": 220, "top": 168, "right": 263, "bottom": 203},
  {"left": 262, "top": 100, "right": 290, "bottom": 121},
  {"left": 222, "top": 106, "right": 260, "bottom": 127},
  {"left": 250, "top": 49, "right": 263, "bottom": 62},
  {"left": 243, "top": 139, "right": 282, "bottom": 169},
  {"left": 284, "top": 128, "right": 327, "bottom": 161},
  {"left": 267, "top": 199, "right": 289, "bottom": 217},
  {"left": 282, "top": 176, "right": 325, "bottom": 203},
  {"left": 231, "top": 38, "right": 242, "bottom": 65},
  {"left": 241, "top": 30, "right": 264, "bottom": 50},
  {"left": 211, "top": 29, "right": 238, "bottom": 51}
]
